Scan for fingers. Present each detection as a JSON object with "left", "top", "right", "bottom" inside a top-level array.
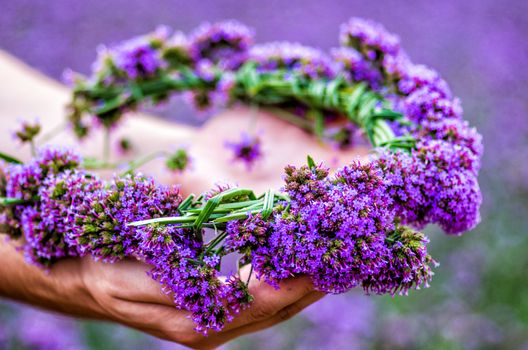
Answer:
[
  {"left": 83, "top": 257, "right": 174, "bottom": 307},
  {"left": 222, "top": 265, "right": 315, "bottom": 331},
  {"left": 219, "top": 291, "right": 325, "bottom": 344}
]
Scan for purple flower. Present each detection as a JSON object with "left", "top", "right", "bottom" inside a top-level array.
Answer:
[
  {"left": 189, "top": 20, "right": 254, "bottom": 70},
  {"left": 19, "top": 171, "right": 104, "bottom": 266},
  {"left": 376, "top": 141, "right": 482, "bottom": 235},
  {"left": 362, "top": 226, "right": 435, "bottom": 295},
  {"left": 95, "top": 28, "right": 167, "bottom": 80},
  {"left": 225, "top": 132, "right": 263, "bottom": 170},
  {"left": 71, "top": 174, "right": 182, "bottom": 261},
  {"left": 331, "top": 47, "right": 383, "bottom": 88},
  {"left": 249, "top": 42, "right": 337, "bottom": 79},
  {"left": 144, "top": 243, "right": 251, "bottom": 334},
  {"left": 2, "top": 147, "right": 82, "bottom": 241},
  {"left": 6, "top": 147, "right": 81, "bottom": 201},
  {"left": 401, "top": 87, "right": 462, "bottom": 124},
  {"left": 340, "top": 17, "right": 401, "bottom": 59},
  {"left": 227, "top": 162, "right": 433, "bottom": 295},
  {"left": 397, "top": 63, "right": 451, "bottom": 97}
]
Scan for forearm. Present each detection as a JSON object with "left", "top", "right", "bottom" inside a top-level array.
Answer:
[{"left": 0, "top": 235, "right": 103, "bottom": 319}]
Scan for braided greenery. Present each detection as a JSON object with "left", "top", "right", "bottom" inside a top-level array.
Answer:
[{"left": 70, "top": 61, "right": 414, "bottom": 151}]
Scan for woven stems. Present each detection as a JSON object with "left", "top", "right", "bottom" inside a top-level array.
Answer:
[
  {"left": 69, "top": 62, "right": 415, "bottom": 151},
  {"left": 129, "top": 187, "right": 288, "bottom": 230},
  {"left": 129, "top": 187, "right": 288, "bottom": 266}
]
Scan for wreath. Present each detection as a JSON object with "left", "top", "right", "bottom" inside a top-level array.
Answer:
[{"left": 0, "top": 18, "right": 482, "bottom": 334}]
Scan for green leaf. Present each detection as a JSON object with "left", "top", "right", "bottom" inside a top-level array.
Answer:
[
  {"left": 178, "top": 194, "right": 196, "bottom": 214},
  {"left": 127, "top": 216, "right": 196, "bottom": 227},
  {"left": 261, "top": 190, "right": 275, "bottom": 219},
  {"left": 0, "top": 197, "right": 30, "bottom": 206},
  {"left": 0, "top": 151, "right": 23, "bottom": 164},
  {"left": 307, "top": 155, "right": 316, "bottom": 169},
  {"left": 212, "top": 209, "right": 262, "bottom": 224},
  {"left": 307, "top": 110, "right": 325, "bottom": 140},
  {"left": 193, "top": 196, "right": 222, "bottom": 229}
]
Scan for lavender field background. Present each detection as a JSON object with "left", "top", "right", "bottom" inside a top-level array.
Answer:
[{"left": 1, "top": 0, "right": 527, "bottom": 349}]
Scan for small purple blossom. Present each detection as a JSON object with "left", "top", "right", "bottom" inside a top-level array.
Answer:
[
  {"left": 340, "top": 17, "right": 401, "bottom": 59},
  {"left": 225, "top": 132, "right": 263, "bottom": 170},
  {"left": 331, "top": 47, "right": 383, "bottom": 89},
  {"left": 376, "top": 141, "right": 482, "bottom": 234},
  {"left": 95, "top": 29, "right": 166, "bottom": 80}
]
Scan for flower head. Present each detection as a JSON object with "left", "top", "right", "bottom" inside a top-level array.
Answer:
[
  {"left": 165, "top": 148, "right": 191, "bottom": 173},
  {"left": 249, "top": 42, "right": 336, "bottom": 79},
  {"left": 340, "top": 18, "right": 401, "bottom": 59},
  {"left": 225, "top": 132, "right": 263, "bottom": 170},
  {"left": 189, "top": 20, "right": 254, "bottom": 70},
  {"left": 71, "top": 174, "right": 182, "bottom": 261},
  {"left": 13, "top": 118, "right": 41, "bottom": 144}
]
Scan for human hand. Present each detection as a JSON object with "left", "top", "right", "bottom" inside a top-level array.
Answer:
[
  {"left": 174, "top": 106, "right": 371, "bottom": 194},
  {"left": 79, "top": 257, "right": 322, "bottom": 349}
]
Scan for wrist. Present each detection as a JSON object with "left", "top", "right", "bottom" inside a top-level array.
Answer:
[{"left": 0, "top": 235, "right": 104, "bottom": 319}]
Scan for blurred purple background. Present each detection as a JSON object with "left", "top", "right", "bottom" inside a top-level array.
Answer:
[{"left": 1, "top": 0, "right": 527, "bottom": 349}]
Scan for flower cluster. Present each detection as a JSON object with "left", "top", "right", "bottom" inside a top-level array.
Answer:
[
  {"left": 336, "top": 17, "right": 482, "bottom": 234},
  {"left": 226, "top": 162, "right": 434, "bottom": 295},
  {"left": 248, "top": 42, "right": 337, "bottom": 79},
  {"left": 0, "top": 147, "right": 82, "bottom": 265},
  {"left": 71, "top": 174, "right": 182, "bottom": 261}
]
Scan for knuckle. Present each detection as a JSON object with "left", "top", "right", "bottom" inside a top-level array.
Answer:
[
  {"left": 279, "top": 303, "right": 303, "bottom": 322},
  {"left": 249, "top": 304, "right": 275, "bottom": 321}
]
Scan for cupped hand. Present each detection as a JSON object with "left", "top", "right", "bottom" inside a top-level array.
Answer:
[{"left": 79, "top": 257, "right": 322, "bottom": 349}]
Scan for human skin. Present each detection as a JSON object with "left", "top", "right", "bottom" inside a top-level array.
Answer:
[{"left": 0, "top": 51, "right": 368, "bottom": 348}]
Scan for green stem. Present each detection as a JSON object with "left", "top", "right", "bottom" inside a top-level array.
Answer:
[
  {"left": 204, "top": 230, "right": 229, "bottom": 256},
  {"left": 37, "top": 122, "right": 68, "bottom": 145},
  {"left": 0, "top": 197, "right": 31, "bottom": 206},
  {"left": 120, "top": 151, "right": 168, "bottom": 176},
  {"left": 29, "top": 141, "right": 36, "bottom": 157},
  {"left": 246, "top": 264, "right": 254, "bottom": 285},
  {"left": 103, "top": 127, "right": 111, "bottom": 164}
]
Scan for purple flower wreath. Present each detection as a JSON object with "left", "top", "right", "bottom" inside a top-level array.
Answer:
[{"left": 0, "top": 17, "right": 482, "bottom": 334}]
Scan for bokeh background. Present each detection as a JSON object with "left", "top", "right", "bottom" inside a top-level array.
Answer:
[{"left": 1, "top": 0, "right": 527, "bottom": 349}]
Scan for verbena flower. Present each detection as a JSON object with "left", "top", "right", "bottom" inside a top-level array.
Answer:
[
  {"left": 71, "top": 174, "right": 181, "bottom": 261},
  {"left": 362, "top": 225, "right": 435, "bottom": 295},
  {"left": 23, "top": 171, "right": 104, "bottom": 266},
  {"left": 340, "top": 17, "right": 401, "bottom": 60},
  {"left": 6, "top": 147, "right": 81, "bottom": 201},
  {"left": 376, "top": 141, "right": 481, "bottom": 235},
  {"left": 0, "top": 161, "right": 22, "bottom": 238},
  {"left": 249, "top": 42, "right": 337, "bottom": 79},
  {"left": 331, "top": 47, "right": 383, "bottom": 89},
  {"left": 142, "top": 233, "right": 252, "bottom": 334},
  {"left": 1, "top": 147, "right": 81, "bottom": 241},
  {"left": 165, "top": 148, "right": 191, "bottom": 172},
  {"left": 189, "top": 20, "right": 254, "bottom": 70},
  {"left": 225, "top": 132, "right": 263, "bottom": 170},
  {"left": 13, "top": 118, "right": 41, "bottom": 144},
  {"left": 94, "top": 28, "right": 167, "bottom": 80},
  {"left": 227, "top": 162, "right": 433, "bottom": 295}
]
